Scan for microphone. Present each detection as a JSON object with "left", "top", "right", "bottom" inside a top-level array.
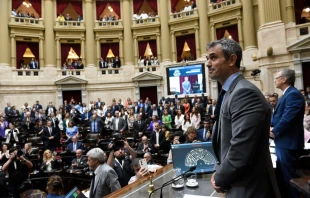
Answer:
[{"left": 149, "top": 166, "right": 196, "bottom": 198}]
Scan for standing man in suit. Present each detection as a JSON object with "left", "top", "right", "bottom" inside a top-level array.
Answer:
[
  {"left": 95, "top": 98, "right": 102, "bottom": 110},
  {"left": 35, "top": 101, "right": 42, "bottom": 111},
  {"left": 99, "top": 57, "right": 106, "bottom": 68},
  {"left": 150, "top": 123, "right": 165, "bottom": 152},
  {"left": 206, "top": 39, "right": 280, "bottom": 197},
  {"left": 197, "top": 119, "right": 212, "bottom": 142},
  {"left": 174, "top": 100, "right": 185, "bottom": 115},
  {"left": 45, "top": 102, "right": 56, "bottom": 116},
  {"left": 87, "top": 148, "right": 120, "bottom": 198},
  {"left": 4, "top": 103, "right": 11, "bottom": 118},
  {"left": 182, "top": 76, "right": 191, "bottom": 94},
  {"left": 133, "top": 114, "right": 147, "bottom": 143},
  {"left": 271, "top": 68, "right": 305, "bottom": 198},
  {"left": 111, "top": 111, "right": 127, "bottom": 134},
  {"left": 42, "top": 121, "right": 60, "bottom": 151},
  {"left": 89, "top": 111, "right": 104, "bottom": 133},
  {"left": 29, "top": 58, "right": 37, "bottom": 69},
  {"left": 70, "top": 149, "right": 87, "bottom": 169},
  {"left": 269, "top": 94, "right": 278, "bottom": 116},
  {"left": 208, "top": 99, "right": 217, "bottom": 120}
]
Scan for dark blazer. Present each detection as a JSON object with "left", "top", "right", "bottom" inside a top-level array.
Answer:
[
  {"left": 150, "top": 130, "right": 165, "bottom": 148},
  {"left": 67, "top": 141, "right": 84, "bottom": 151},
  {"left": 111, "top": 117, "right": 127, "bottom": 133},
  {"left": 36, "top": 104, "right": 42, "bottom": 111},
  {"left": 212, "top": 74, "right": 280, "bottom": 197},
  {"left": 81, "top": 111, "right": 93, "bottom": 121},
  {"left": 113, "top": 59, "right": 121, "bottom": 68},
  {"left": 45, "top": 106, "right": 57, "bottom": 116},
  {"left": 41, "top": 159, "right": 59, "bottom": 171},
  {"left": 4, "top": 107, "right": 11, "bottom": 116},
  {"left": 136, "top": 142, "right": 153, "bottom": 153},
  {"left": 89, "top": 117, "right": 104, "bottom": 133},
  {"left": 148, "top": 109, "right": 161, "bottom": 118},
  {"left": 271, "top": 86, "right": 305, "bottom": 150},
  {"left": 133, "top": 120, "right": 147, "bottom": 140},
  {"left": 48, "top": 117, "right": 59, "bottom": 129},
  {"left": 197, "top": 128, "right": 211, "bottom": 142},
  {"left": 208, "top": 105, "right": 216, "bottom": 116},
  {"left": 95, "top": 102, "right": 102, "bottom": 109},
  {"left": 70, "top": 155, "right": 88, "bottom": 169},
  {"left": 42, "top": 126, "right": 60, "bottom": 148},
  {"left": 99, "top": 61, "right": 106, "bottom": 68},
  {"left": 173, "top": 104, "right": 185, "bottom": 114}
]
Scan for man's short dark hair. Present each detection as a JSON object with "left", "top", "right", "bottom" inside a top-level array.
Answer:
[{"left": 206, "top": 39, "right": 242, "bottom": 69}]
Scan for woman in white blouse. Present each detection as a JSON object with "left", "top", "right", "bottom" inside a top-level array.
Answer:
[
  {"left": 182, "top": 114, "right": 192, "bottom": 134},
  {"left": 190, "top": 107, "right": 201, "bottom": 129},
  {"left": 105, "top": 112, "right": 114, "bottom": 128},
  {"left": 174, "top": 110, "right": 184, "bottom": 130}
]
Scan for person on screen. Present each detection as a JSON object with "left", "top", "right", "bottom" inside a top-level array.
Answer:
[
  {"left": 182, "top": 76, "right": 191, "bottom": 94},
  {"left": 46, "top": 175, "right": 64, "bottom": 198}
]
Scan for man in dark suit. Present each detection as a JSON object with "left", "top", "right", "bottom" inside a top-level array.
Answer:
[
  {"left": 173, "top": 100, "right": 185, "bottom": 115},
  {"left": 95, "top": 98, "right": 102, "bottom": 109},
  {"left": 70, "top": 149, "right": 88, "bottom": 169},
  {"left": 197, "top": 119, "right": 212, "bottom": 142},
  {"left": 133, "top": 114, "right": 147, "bottom": 142},
  {"left": 42, "top": 121, "right": 60, "bottom": 151},
  {"left": 136, "top": 135, "right": 153, "bottom": 153},
  {"left": 89, "top": 111, "right": 104, "bottom": 133},
  {"left": 67, "top": 136, "right": 84, "bottom": 152},
  {"left": 271, "top": 68, "right": 305, "bottom": 198},
  {"left": 207, "top": 39, "right": 280, "bottom": 197},
  {"left": 35, "top": 101, "right": 42, "bottom": 112},
  {"left": 63, "top": 100, "right": 71, "bottom": 113},
  {"left": 149, "top": 123, "right": 165, "bottom": 152},
  {"left": 208, "top": 99, "right": 217, "bottom": 120},
  {"left": 22, "top": 112, "right": 35, "bottom": 130},
  {"left": 113, "top": 56, "right": 121, "bottom": 68},
  {"left": 45, "top": 102, "right": 56, "bottom": 116},
  {"left": 148, "top": 104, "right": 160, "bottom": 119},
  {"left": 48, "top": 113, "right": 59, "bottom": 129},
  {"left": 269, "top": 94, "right": 278, "bottom": 116},
  {"left": 111, "top": 111, "right": 127, "bottom": 134},
  {"left": 4, "top": 103, "right": 11, "bottom": 118},
  {"left": 99, "top": 57, "right": 106, "bottom": 68},
  {"left": 81, "top": 109, "right": 93, "bottom": 122},
  {"left": 29, "top": 58, "right": 38, "bottom": 69}
]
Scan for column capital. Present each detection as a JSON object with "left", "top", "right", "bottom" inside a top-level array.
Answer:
[
  {"left": 170, "top": 31, "right": 175, "bottom": 35},
  {"left": 81, "top": 38, "right": 86, "bottom": 41},
  {"left": 95, "top": 38, "right": 100, "bottom": 41},
  {"left": 83, "top": 0, "right": 93, "bottom": 3},
  {"left": 237, "top": 16, "right": 242, "bottom": 21},
  {"left": 194, "top": 25, "right": 199, "bottom": 30},
  {"left": 119, "top": 36, "right": 124, "bottom": 40},
  {"left": 210, "top": 23, "right": 214, "bottom": 27},
  {"left": 10, "top": 34, "right": 15, "bottom": 38},
  {"left": 133, "top": 36, "right": 137, "bottom": 39},
  {"left": 55, "top": 37, "right": 60, "bottom": 41},
  {"left": 39, "top": 37, "right": 44, "bottom": 40},
  {"left": 156, "top": 33, "right": 161, "bottom": 37}
]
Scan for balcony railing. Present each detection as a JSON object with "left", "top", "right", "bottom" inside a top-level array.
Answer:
[
  {"left": 209, "top": 0, "right": 239, "bottom": 12},
  {"left": 132, "top": 16, "right": 160, "bottom": 26},
  {"left": 98, "top": 68, "right": 122, "bottom": 75},
  {"left": 58, "top": 69, "right": 84, "bottom": 76},
  {"left": 55, "top": 21, "right": 85, "bottom": 28},
  {"left": 169, "top": 9, "right": 198, "bottom": 22},
  {"left": 135, "top": 65, "right": 160, "bottom": 73},
  {"left": 10, "top": 16, "right": 44, "bottom": 26},
  {"left": 296, "top": 23, "right": 310, "bottom": 37},
  {"left": 286, "top": 22, "right": 310, "bottom": 44},
  {"left": 94, "top": 20, "right": 123, "bottom": 29},
  {"left": 13, "top": 69, "right": 40, "bottom": 76}
]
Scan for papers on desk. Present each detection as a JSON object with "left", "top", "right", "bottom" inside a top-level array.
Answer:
[
  {"left": 183, "top": 195, "right": 221, "bottom": 198},
  {"left": 305, "top": 143, "right": 310, "bottom": 149}
]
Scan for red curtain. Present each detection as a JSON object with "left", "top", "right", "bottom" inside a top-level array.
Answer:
[
  {"left": 56, "top": 0, "right": 69, "bottom": 15},
  {"left": 133, "top": 0, "right": 144, "bottom": 14},
  {"left": 16, "top": 42, "right": 39, "bottom": 69},
  {"left": 61, "top": 44, "right": 81, "bottom": 65},
  {"left": 30, "top": 0, "right": 42, "bottom": 17},
  {"left": 216, "top": 25, "right": 239, "bottom": 43},
  {"left": 138, "top": 41, "right": 149, "bottom": 58},
  {"left": 109, "top": 1, "right": 121, "bottom": 19},
  {"left": 96, "top": 1, "right": 108, "bottom": 20},
  {"left": 101, "top": 43, "right": 120, "bottom": 59},
  {"left": 148, "top": 40, "right": 157, "bottom": 58},
  {"left": 70, "top": 1, "right": 83, "bottom": 16},
  {"left": 294, "top": 0, "right": 306, "bottom": 24},
  {"left": 146, "top": 0, "right": 158, "bottom": 15},
  {"left": 176, "top": 34, "right": 196, "bottom": 61},
  {"left": 171, "top": 0, "right": 179, "bottom": 13},
  {"left": 179, "top": 76, "right": 198, "bottom": 94},
  {"left": 12, "top": 0, "right": 24, "bottom": 10}
]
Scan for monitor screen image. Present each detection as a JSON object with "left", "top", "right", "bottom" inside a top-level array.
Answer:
[
  {"left": 166, "top": 63, "right": 206, "bottom": 95},
  {"left": 64, "top": 186, "right": 87, "bottom": 198}
]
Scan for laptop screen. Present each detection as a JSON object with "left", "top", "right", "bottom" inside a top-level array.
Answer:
[
  {"left": 171, "top": 142, "right": 217, "bottom": 174},
  {"left": 64, "top": 186, "right": 87, "bottom": 198}
]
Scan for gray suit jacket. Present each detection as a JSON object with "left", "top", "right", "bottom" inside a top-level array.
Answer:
[
  {"left": 91, "top": 163, "right": 121, "bottom": 198},
  {"left": 111, "top": 117, "right": 127, "bottom": 132},
  {"left": 212, "top": 74, "right": 280, "bottom": 198}
]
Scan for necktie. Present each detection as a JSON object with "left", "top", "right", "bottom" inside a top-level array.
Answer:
[
  {"left": 49, "top": 127, "right": 52, "bottom": 135},
  {"left": 214, "top": 90, "right": 226, "bottom": 121},
  {"left": 204, "top": 129, "right": 207, "bottom": 141},
  {"left": 93, "top": 120, "right": 95, "bottom": 132},
  {"left": 73, "top": 143, "right": 76, "bottom": 151},
  {"left": 90, "top": 174, "right": 96, "bottom": 198}
]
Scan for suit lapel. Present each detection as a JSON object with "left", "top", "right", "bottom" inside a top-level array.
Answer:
[{"left": 93, "top": 165, "right": 102, "bottom": 195}]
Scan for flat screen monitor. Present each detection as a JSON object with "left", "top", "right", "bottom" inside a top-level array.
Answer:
[
  {"left": 64, "top": 186, "right": 87, "bottom": 198},
  {"left": 171, "top": 142, "right": 216, "bottom": 174},
  {"left": 166, "top": 63, "right": 206, "bottom": 95}
]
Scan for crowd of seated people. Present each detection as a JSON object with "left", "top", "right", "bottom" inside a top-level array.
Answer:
[
  {"left": 11, "top": 9, "right": 38, "bottom": 19},
  {"left": 62, "top": 59, "right": 84, "bottom": 70},
  {"left": 98, "top": 56, "right": 121, "bottom": 68},
  {"left": 138, "top": 56, "right": 160, "bottom": 67}
]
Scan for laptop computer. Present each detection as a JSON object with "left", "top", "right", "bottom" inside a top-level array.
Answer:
[
  {"left": 64, "top": 186, "right": 87, "bottom": 198},
  {"left": 171, "top": 142, "right": 217, "bottom": 174}
]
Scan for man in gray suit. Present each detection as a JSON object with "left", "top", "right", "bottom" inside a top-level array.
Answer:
[
  {"left": 87, "top": 148, "right": 120, "bottom": 198},
  {"left": 206, "top": 39, "right": 280, "bottom": 197},
  {"left": 111, "top": 111, "right": 127, "bottom": 134}
]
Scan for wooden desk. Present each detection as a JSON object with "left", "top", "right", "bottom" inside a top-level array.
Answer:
[
  {"left": 106, "top": 164, "right": 223, "bottom": 198},
  {"left": 290, "top": 176, "right": 310, "bottom": 198}
]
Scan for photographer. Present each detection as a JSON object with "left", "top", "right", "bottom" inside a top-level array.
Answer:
[
  {"left": 107, "top": 137, "right": 137, "bottom": 187},
  {"left": 2, "top": 148, "right": 33, "bottom": 198}
]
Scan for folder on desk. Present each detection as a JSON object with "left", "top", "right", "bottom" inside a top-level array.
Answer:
[{"left": 171, "top": 142, "right": 216, "bottom": 174}]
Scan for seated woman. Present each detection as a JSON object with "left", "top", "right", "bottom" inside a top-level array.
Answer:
[
  {"left": 22, "top": 143, "right": 38, "bottom": 157},
  {"left": 147, "top": 115, "right": 162, "bottom": 132},
  {"left": 0, "top": 143, "right": 10, "bottom": 164},
  {"left": 65, "top": 121, "right": 79, "bottom": 142},
  {"left": 35, "top": 120, "right": 44, "bottom": 136},
  {"left": 5, "top": 123, "right": 20, "bottom": 145},
  {"left": 182, "top": 114, "right": 192, "bottom": 134},
  {"left": 41, "top": 149, "right": 60, "bottom": 172},
  {"left": 46, "top": 175, "right": 64, "bottom": 198}
]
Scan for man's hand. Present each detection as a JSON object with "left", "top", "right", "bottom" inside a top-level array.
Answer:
[
  {"left": 72, "top": 163, "right": 77, "bottom": 167},
  {"left": 136, "top": 167, "right": 148, "bottom": 179},
  {"left": 154, "top": 144, "right": 159, "bottom": 148},
  {"left": 210, "top": 173, "right": 225, "bottom": 193},
  {"left": 270, "top": 127, "right": 275, "bottom": 138},
  {"left": 139, "top": 132, "right": 143, "bottom": 137}
]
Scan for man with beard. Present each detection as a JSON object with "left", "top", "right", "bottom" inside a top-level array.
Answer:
[
  {"left": 107, "top": 139, "right": 137, "bottom": 187},
  {"left": 197, "top": 119, "right": 213, "bottom": 142},
  {"left": 2, "top": 148, "right": 33, "bottom": 197}
]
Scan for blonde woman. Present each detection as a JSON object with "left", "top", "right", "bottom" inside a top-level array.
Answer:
[
  {"left": 46, "top": 175, "right": 64, "bottom": 198},
  {"left": 22, "top": 143, "right": 33, "bottom": 156},
  {"left": 41, "top": 149, "right": 58, "bottom": 171},
  {"left": 174, "top": 110, "right": 184, "bottom": 129},
  {"left": 190, "top": 107, "right": 201, "bottom": 129},
  {"left": 127, "top": 109, "right": 136, "bottom": 130}
]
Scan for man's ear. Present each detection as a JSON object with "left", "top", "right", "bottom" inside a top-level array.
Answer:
[{"left": 229, "top": 54, "right": 237, "bottom": 67}]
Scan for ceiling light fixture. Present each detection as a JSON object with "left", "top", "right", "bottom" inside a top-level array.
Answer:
[{"left": 23, "top": 1, "right": 32, "bottom": 8}]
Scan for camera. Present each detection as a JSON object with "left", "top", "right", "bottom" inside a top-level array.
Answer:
[{"left": 111, "top": 134, "right": 126, "bottom": 150}]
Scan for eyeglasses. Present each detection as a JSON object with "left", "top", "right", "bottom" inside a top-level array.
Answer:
[{"left": 274, "top": 76, "right": 284, "bottom": 80}]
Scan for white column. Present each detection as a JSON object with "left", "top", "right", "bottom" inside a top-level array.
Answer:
[
  {"left": 96, "top": 38, "right": 100, "bottom": 63},
  {"left": 210, "top": 23, "right": 215, "bottom": 41},
  {"left": 10, "top": 35, "right": 16, "bottom": 68},
  {"left": 55, "top": 38, "right": 60, "bottom": 68},
  {"left": 194, "top": 26, "right": 200, "bottom": 59},
  {"left": 170, "top": 31, "right": 176, "bottom": 62},
  {"left": 156, "top": 33, "right": 161, "bottom": 62},
  {"left": 119, "top": 36, "right": 124, "bottom": 66},
  {"left": 237, "top": 16, "right": 244, "bottom": 49},
  {"left": 133, "top": 36, "right": 138, "bottom": 65},
  {"left": 39, "top": 37, "right": 44, "bottom": 68},
  {"left": 81, "top": 38, "right": 85, "bottom": 62}
]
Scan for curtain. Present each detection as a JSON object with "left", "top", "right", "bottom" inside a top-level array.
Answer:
[
  {"left": 96, "top": 1, "right": 108, "bottom": 20},
  {"left": 146, "top": 0, "right": 158, "bottom": 15},
  {"left": 101, "top": 43, "right": 119, "bottom": 59},
  {"left": 176, "top": 34, "right": 196, "bottom": 61},
  {"left": 139, "top": 86, "right": 158, "bottom": 105},
  {"left": 133, "top": 0, "right": 144, "bottom": 14},
  {"left": 216, "top": 25, "right": 239, "bottom": 43},
  {"left": 70, "top": 1, "right": 83, "bottom": 16},
  {"left": 148, "top": 40, "right": 157, "bottom": 58},
  {"left": 109, "top": 1, "right": 121, "bottom": 19},
  {"left": 16, "top": 42, "right": 29, "bottom": 69},
  {"left": 31, "top": 0, "right": 42, "bottom": 17},
  {"left": 294, "top": 0, "right": 306, "bottom": 24},
  {"left": 138, "top": 41, "right": 148, "bottom": 58},
  {"left": 12, "top": 0, "right": 24, "bottom": 10},
  {"left": 61, "top": 44, "right": 81, "bottom": 65},
  {"left": 57, "top": 0, "right": 70, "bottom": 15},
  {"left": 171, "top": 0, "right": 179, "bottom": 13},
  {"left": 179, "top": 76, "right": 198, "bottom": 94}
]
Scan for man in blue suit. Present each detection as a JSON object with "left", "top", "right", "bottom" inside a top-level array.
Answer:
[
  {"left": 67, "top": 136, "right": 84, "bottom": 152},
  {"left": 271, "top": 68, "right": 305, "bottom": 198},
  {"left": 182, "top": 76, "right": 191, "bottom": 94},
  {"left": 197, "top": 119, "right": 212, "bottom": 142}
]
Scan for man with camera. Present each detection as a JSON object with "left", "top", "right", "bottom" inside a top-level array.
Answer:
[
  {"left": 107, "top": 137, "right": 137, "bottom": 187},
  {"left": 2, "top": 148, "right": 33, "bottom": 198}
]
